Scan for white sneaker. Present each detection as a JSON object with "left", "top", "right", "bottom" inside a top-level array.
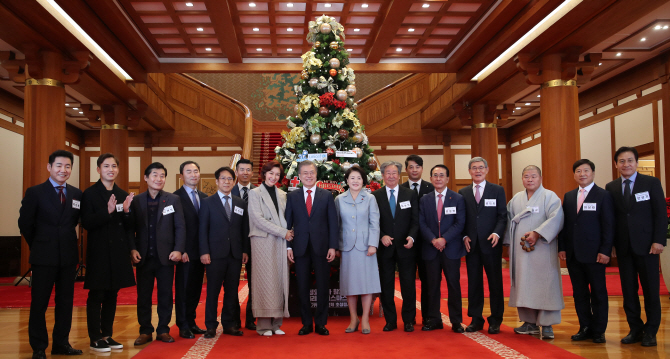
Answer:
[
  {"left": 273, "top": 329, "right": 286, "bottom": 335},
  {"left": 260, "top": 331, "right": 273, "bottom": 336}
]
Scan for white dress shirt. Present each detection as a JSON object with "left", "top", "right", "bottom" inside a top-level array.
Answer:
[
  {"left": 183, "top": 185, "right": 200, "bottom": 208},
  {"left": 472, "top": 180, "right": 486, "bottom": 197},
  {"left": 408, "top": 179, "right": 422, "bottom": 195},
  {"left": 303, "top": 185, "right": 316, "bottom": 205},
  {"left": 577, "top": 181, "right": 595, "bottom": 203},
  {"left": 621, "top": 171, "right": 638, "bottom": 194}
]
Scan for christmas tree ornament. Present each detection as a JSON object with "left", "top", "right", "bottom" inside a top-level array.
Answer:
[
  {"left": 367, "top": 158, "right": 378, "bottom": 171},
  {"left": 320, "top": 23, "right": 332, "bottom": 34},
  {"left": 310, "top": 133, "right": 322, "bottom": 144},
  {"left": 294, "top": 104, "right": 300, "bottom": 114},
  {"left": 353, "top": 133, "right": 364, "bottom": 143},
  {"left": 353, "top": 147, "right": 363, "bottom": 158},
  {"left": 336, "top": 90, "right": 347, "bottom": 101},
  {"left": 342, "top": 161, "right": 352, "bottom": 170},
  {"left": 301, "top": 70, "right": 309, "bottom": 80},
  {"left": 352, "top": 103, "right": 358, "bottom": 110},
  {"left": 329, "top": 69, "right": 338, "bottom": 77},
  {"left": 318, "top": 106, "right": 330, "bottom": 116},
  {"left": 329, "top": 41, "right": 339, "bottom": 49},
  {"left": 346, "top": 84, "right": 357, "bottom": 96},
  {"left": 329, "top": 58, "right": 340, "bottom": 69},
  {"left": 352, "top": 163, "right": 360, "bottom": 167},
  {"left": 314, "top": 41, "right": 321, "bottom": 48},
  {"left": 346, "top": 97, "right": 354, "bottom": 106},
  {"left": 338, "top": 129, "right": 349, "bottom": 139},
  {"left": 309, "top": 78, "right": 319, "bottom": 87},
  {"left": 326, "top": 148, "right": 335, "bottom": 157}
]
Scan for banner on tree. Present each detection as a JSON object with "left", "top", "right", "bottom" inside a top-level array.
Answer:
[
  {"left": 316, "top": 180, "right": 345, "bottom": 192},
  {"left": 336, "top": 150, "right": 357, "bottom": 158}
]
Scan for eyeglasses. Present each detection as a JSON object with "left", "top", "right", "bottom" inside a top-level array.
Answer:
[
  {"left": 470, "top": 166, "right": 486, "bottom": 171},
  {"left": 218, "top": 177, "right": 234, "bottom": 182}
]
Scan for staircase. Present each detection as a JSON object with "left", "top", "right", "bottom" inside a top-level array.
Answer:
[{"left": 252, "top": 132, "right": 283, "bottom": 184}]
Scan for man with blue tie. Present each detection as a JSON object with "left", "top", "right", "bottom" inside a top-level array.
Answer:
[
  {"left": 419, "top": 164, "right": 466, "bottom": 333},
  {"left": 286, "top": 160, "right": 339, "bottom": 336},
  {"left": 558, "top": 159, "right": 614, "bottom": 344}
]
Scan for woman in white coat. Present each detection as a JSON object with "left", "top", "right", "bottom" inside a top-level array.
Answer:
[{"left": 247, "top": 161, "right": 294, "bottom": 336}]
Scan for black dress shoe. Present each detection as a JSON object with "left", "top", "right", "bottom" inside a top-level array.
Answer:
[
  {"left": 245, "top": 322, "right": 257, "bottom": 330},
  {"left": 32, "top": 350, "right": 46, "bottom": 359},
  {"left": 51, "top": 344, "right": 83, "bottom": 355},
  {"left": 465, "top": 323, "right": 484, "bottom": 332},
  {"left": 190, "top": 325, "right": 207, "bottom": 335},
  {"left": 404, "top": 323, "right": 414, "bottom": 332},
  {"left": 621, "top": 331, "right": 643, "bottom": 344},
  {"left": 571, "top": 327, "right": 593, "bottom": 341},
  {"left": 452, "top": 325, "right": 465, "bottom": 333},
  {"left": 180, "top": 328, "right": 195, "bottom": 339},
  {"left": 410, "top": 320, "right": 416, "bottom": 326},
  {"left": 298, "top": 325, "right": 313, "bottom": 335},
  {"left": 488, "top": 324, "right": 501, "bottom": 334},
  {"left": 592, "top": 333, "right": 606, "bottom": 343},
  {"left": 204, "top": 329, "right": 217, "bottom": 338},
  {"left": 234, "top": 324, "right": 242, "bottom": 330},
  {"left": 315, "top": 325, "right": 329, "bottom": 336},
  {"left": 421, "top": 321, "right": 443, "bottom": 331},
  {"left": 223, "top": 327, "right": 244, "bottom": 336},
  {"left": 641, "top": 333, "right": 657, "bottom": 347},
  {"left": 383, "top": 323, "right": 397, "bottom": 332}
]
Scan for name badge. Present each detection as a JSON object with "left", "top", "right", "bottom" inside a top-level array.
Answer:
[
  {"left": 444, "top": 207, "right": 457, "bottom": 215},
  {"left": 234, "top": 206, "right": 244, "bottom": 215},
  {"left": 399, "top": 200, "right": 411, "bottom": 209},
  {"left": 72, "top": 199, "right": 80, "bottom": 209},
  {"left": 116, "top": 203, "right": 124, "bottom": 212},
  {"left": 527, "top": 206, "right": 540, "bottom": 213},
  {"left": 163, "top": 205, "right": 175, "bottom": 215},
  {"left": 484, "top": 199, "right": 496, "bottom": 207},
  {"left": 582, "top": 203, "right": 596, "bottom": 211},
  {"left": 635, "top": 191, "right": 650, "bottom": 202}
]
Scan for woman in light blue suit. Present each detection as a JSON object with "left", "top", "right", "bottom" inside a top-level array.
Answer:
[{"left": 334, "top": 166, "right": 381, "bottom": 334}]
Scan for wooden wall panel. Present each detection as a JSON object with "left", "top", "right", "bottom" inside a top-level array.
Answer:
[{"left": 169, "top": 81, "right": 200, "bottom": 109}]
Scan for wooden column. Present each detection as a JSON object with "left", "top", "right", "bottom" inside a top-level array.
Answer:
[
  {"left": 662, "top": 82, "right": 670, "bottom": 191},
  {"left": 471, "top": 103, "right": 499, "bottom": 184},
  {"left": 100, "top": 105, "right": 130, "bottom": 190}
]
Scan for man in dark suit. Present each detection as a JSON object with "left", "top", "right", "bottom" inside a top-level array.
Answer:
[
  {"left": 558, "top": 159, "right": 614, "bottom": 344},
  {"left": 372, "top": 161, "right": 419, "bottom": 332},
  {"left": 19, "top": 150, "right": 83, "bottom": 359},
  {"left": 129, "top": 162, "right": 186, "bottom": 345},
  {"left": 231, "top": 158, "right": 257, "bottom": 330},
  {"left": 199, "top": 166, "right": 250, "bottom": 338},
  {"left": 173, "top": 161, "right": 208, "bottom": 339},
  {"left": 605, "top": 147, "right": 666, "bottom": 347},
  {"left": 419, "top": 164, "right": 466, "bottom": 333},
  {"left": 459, "top": 157, "right": 507, "bottom": 334},
  {"left": 286, "top": 160, "right": 339, "bottom": 336},
  {"left": 401, "top": 154, "right": 434, "bottom": 326}
]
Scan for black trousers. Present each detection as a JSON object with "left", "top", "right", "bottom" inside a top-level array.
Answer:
[
  {"left": 29, "top": 264, "right": 76, "bottom": 351},
  {"left": 136, "top": 256, "right": 174, "bottom": 335},
  {"left": 566, "top": 257, "right": 608, "bottom": 334},
  {"left": 465, "top": 244, "right": 504, "bottom": 326},
  {"left": 175, "top": 259, "right": 205, "bottom": 330},
  {"left": 294, "top": 242, "right": 330, "bottom": 327},
  {"left": 618, "top": 250, "right": 661, "bottom": 336},
  {"left": 425, "top": 255, "right": 462, "bottom": 326},
  {"left": 86, "top": 289, "right": 119, "bottom": 342},
  {"left": 204, "top": 257, "right": 242, "bottom": 330},
  {"left": 378, "top": 249, "right": 416, "bottom": 325}
]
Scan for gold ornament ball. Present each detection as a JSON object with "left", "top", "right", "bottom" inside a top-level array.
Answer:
[
  {"left": 329, "top": 69, "right": 338, "bottom": 77},
  {"left": 367, "top": 158, "right": 377, "bottom": 171},
  {"left": 301, "top": 71, "right": 309, "bottom": 80},
  {"left": 346, "top": 84, "right": 357, "bottom": 96},
  {"left": 353, "top": 148, "right": 363, "bottom": 158},
  {"left": 318, "top": 106, "right": 330, "bottom": 117},
  {"left": 314, "top": 41, "right": 321, "bottom": 48},
  {"left": 346, "top": 97, "right": 354, "bottom": 106},
  {"left": 329, "top": 58, "right": 340, "bottom": 69},
  {"left": 319, "top": 23, "right": 332, "bottom": 34},
  {"left": 342, "top": 161, "right": 352, "bottom": 170},
  {"left": 309, "top": 78, "right": 319, "bottom": 87},
  {"left": 336, "top": 90, "right": 347, "bottom": 101},
  {"left": 310, "top": 133, "right": 322, "bottom": 144},
  {"left": 353, "top": 133, "right": 364, "bottom": 143},
  {"left": 329, "top": 41, "right": 339, "bottom": 50}
]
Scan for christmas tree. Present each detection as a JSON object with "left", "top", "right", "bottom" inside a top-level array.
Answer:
[{"left": 275, "top": 15, "right": 382, "bottom": 192}]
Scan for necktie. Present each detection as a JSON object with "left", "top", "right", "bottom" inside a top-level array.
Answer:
[
  {"left": 412, "top": 183, "right": 419, "bottom": 196},
  {"left": 577, "top": 188, "right": 586, "bottom": 213},
  {"left": 306, "top": 189, "right": 313, "bottom": 216},
  {"left": 389, "top": 189, "right": 396, "bottom": 218},
  {"left": 623, "top": 179, "right": 632, "bottom": 207},
  {"left": 191, "top": 190, "right": 199, "bottom": 213},
  {"left": 437, "top": 194, "right": 443, "bottom": 222},
  {"left": 223, "top": 195, "right": 231, "bottom": 220},
  {"left": 242, "top": 187, "right": 248, "bottom": 202},
  {"left": 56, "top": 186, "right": 65, "bottom": 205},
  {"left": 475, "top": 184, "right": 481, "bottom": 204}
]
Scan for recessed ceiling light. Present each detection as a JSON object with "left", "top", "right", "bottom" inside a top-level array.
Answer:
[
  {"left": 422, "top": 3, "right": 429, "bottom": 8},
  {"left": 408, "top": 28, "right": 415, "bottom": 32},
  {"left": 73, "top": 107, "right": 78, "bottom": 110},
  {"left": 347, "top": 48, "right": 352, "bottom": 51},
  {"left": 362, "top": 3, "right": 368, "bottom": 8},
  {"left": 287, "top": 3, "right": 293, "bottom": 7},
  {"left": 287, "top": 48, "right": 292, "bottom": 51},
  {"left": 185, "top": 2, "right": 193, "bottom": 6},
  {"left": 249, "top": 3, "right": 256, "bottom": 7},
  {"left": 515, "top": 107, "right": 521, "bottom": 110},
  {"left": 616, "top": 52, "right": 621, "bottom": 56},
  {"left": 65, "top": 103, "right": 69, "bottom": 106},
  {"left": 325, "top": 3, "right": 331, "bottom": 7},
  {"left": 205, "top": 48, "right": 211, "bottom": 51},
  {"left": 512, "top": 110, "right": 515, "bottom": 113},
  {"left": 396, "top": 47, "right": 402, "bottom": 51},
  {"left": 257, "top": 48, "right": 262, "bottom": 51},
  {"left": 655, "top": 25, "right": 662, "bottom": 30},
  {"left": 537, "top": 95, "right": 540, "bottom": 98},
  {"left": 665, "top": 25, "right": 670, "bottom": 29},
  {"left": 598, "top": 62, "right": 602, "bottom": 65},
  {"left": 287, "top": 27, "right": 293, "bottom": 31},
  {"left": 196, "top": 27, "right": 203, "bottom": 31},
  {"left": 641, "top": 37, "right": 646, "bottom": 41},
  {"left": 253, "top": 27, "right": 259, "bottom": 31},
  {"left": 79, "top": 111, "right": 83, "bottom": 114},
  {"left": 354, "top": 28, "right": 360, "bottom": 32},
  {"left": 525, "top": 103, "right": 531, "bottom": 106}
]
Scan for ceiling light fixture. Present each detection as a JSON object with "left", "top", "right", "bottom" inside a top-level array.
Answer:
[
  {"left": 515, "top": 107, "right": 521, "bottom": 110},
  {"left": 396, "top": 47, "right": 402, "bottom": 51},
  {"left": 79, "top": 111, "right": 83, "bottom": 114},
  {"left": 655, "top": 25, "right": 662, "bottom": 30},
  {"left": 362, "top": 3, "right": 368, "bottom": 8},
  {"left": 287, "top": 3, "right": 294, "bottom": 7},
  {"left": 205, "top": 48, "right": 211, "bottom": 51},
  {"left": 422, "top": 3, "right": 429, "bottom": 8},
  {"left": 257, "top": 48, "right": 262, "bottom": 51},
  {"left": 287, "top": 48, "right": 293, "bottom": 51},
  {"left": 73, "top": 107, "right": 78, "bottom": 110},
  {"left": 325, "top": 3, "right": 332, "bottom": 7},
  {"left": 471, "top": 0, "right": 583, "bottom": 82},
  {"left": 252, "top": 27, "right": 259, "bottom": 31},
  {"left": 354, "top": 28, "right": 360, "bottom": 32},
  {"left": 347, "top": 48, "right": 352, "bottom": 51},
  {"left": 65, "top": 103, "right": 69, "bottom": 106},
  {"left": 537, "top": 95, "right": 540, "bottom": 98},
  {"left": 525, "top": 103, "right": 530, "bottom": 105},
  {"left": 598, "top": 62, "right": 602, "bottom": 65},
  {"left": 665, "top": 25, "right": 670, "bottom": 29},
  {"left": 641, "top": 37, "right": 646, "bottom": 41},
  {"left": 408, "top": 28, "right": 415, "bottom": 32},
  {"left": 197, "top": 27, "right": 204, "bottom": 31},
  {"left": 36, "top": 0, "right": 132, "bottom": 81},
  {"left": 287, "top": 27, "right": 293, "bottom": 31},
  {"left": 616, "top": 52, "right": 621, "bottom": 56},
  {"left": 185, "top": 2, "right": 193, "bottom": 6},
  {"left": 249, "top": 3, "right": 256, "bottom": 7}
]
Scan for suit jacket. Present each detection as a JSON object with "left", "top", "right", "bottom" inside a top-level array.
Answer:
[
  {"left": 18, "top": 180, "right": 82, "bottom": 267},
  {"left": 174, "top": 186, "right": 208, "bottom": 258},
  {"left": 401, "top": 180, "right": 434, "bottom": 199},
  {"left": 371, "top": 186, "right": 419, "bottom": 259},
  {"left": 334, "top": 190, "right": 380, "bottom": 252},
  {"left": 231, "top": 183, "right": 257, "bottom": 199},
  {"left": 419, "top": 189, "right": 466, "bottom": 260},
  {"left": 199, "top": 193, "right": 250, "bottom": 260},
  {"left": 458, "top": 182, "right": 507, "bottom": 254},
  {"left": 285, "top": 187, "right": 339, "bottom": 257},
  {"left": 558, "top": 184, "right": 614, "bottom": 263},
  {"left": 605, "top": 173, "right": 667, "bottom": 256},
  {"left": 129, "top": 190, "right": 186, "bottom": 266}
]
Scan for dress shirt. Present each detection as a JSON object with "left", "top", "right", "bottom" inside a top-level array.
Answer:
[
  {"left": 472, "top": 180, "right": 486, "bottom": 197},
  {"left": 621, "top": 171, "right": 638, "bottom": 194},
  {"left": 434, "top": 188, "right": 449, "bottom": 208},
  {"left": 303, "top": 185, "right": 316, "bottom": 206},
  {"left": 384, "top": 185, "right": 413, "bottom": 242},
  {"left": 237, "top": 182, "right": 252, "bottom": 194},
  {"left": 408, "top": 179, "right": 422, "bottom": 195},
  {"left": 48, "top": 177, "right": 67, "bottom": 197},
  {"left": 218, "top": 190, "right": 232, "bottom": 212},
  {"left": 577, "top": 181, "right": 596, "bottom": 202},
  {"left": 183, "top": 185, "right": 200, "bottom": 208}
]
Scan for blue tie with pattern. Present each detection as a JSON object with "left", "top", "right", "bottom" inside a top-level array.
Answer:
[{"left": 389, "top": 189, "right": 396, "bottom": 218}]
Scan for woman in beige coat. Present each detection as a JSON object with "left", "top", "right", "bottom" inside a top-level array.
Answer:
[{"left": 248, "top": 161, "right": 293, "bottom": 336}]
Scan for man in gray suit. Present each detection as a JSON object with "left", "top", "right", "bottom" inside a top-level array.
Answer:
[{"left": 130, "top": 162, "right": 186, "bottom": 345}]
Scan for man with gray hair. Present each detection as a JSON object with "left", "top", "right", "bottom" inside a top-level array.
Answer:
[
  {"left": 372, "top": 161, "right": 420, "bottom": 332},
  {"left": 458, "top": 157, "right": 508, "bottom": 334}
]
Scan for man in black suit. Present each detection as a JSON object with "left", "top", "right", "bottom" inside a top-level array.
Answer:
[
  {"left": 558, "top": 159, "right": 614, "bottom": 344},
  {"left": 401, "top": 154, "right": 434, "bottom": 326},
  {"left": 372, "top": 161, "right": 419, "bottom": 332},
  {"left": 174, "top": 161, "right": 208, "bottom": 339},
  {"left": 199, "top": 166, "right": 250, "bottom": 338},
  {"left": 19, "top": 150, "right": 83, "bottom": 359},
  {"left": 459, "top": 157, "right": 507, "bottom": 334},
  {"left": 605, "top": 147, "right": 666, "bottom": 347},
  {"left": 286, "top": 160, "right": 339, "bottom": 336},
  {"left": 419, "top": 164, "right": 466, "bottom": 333},
  {"left": 231, "top": 158, "right": 257, "bottom": 330},
  {"left": 129, "top": 162, "right": 186, "bottom": 345}
]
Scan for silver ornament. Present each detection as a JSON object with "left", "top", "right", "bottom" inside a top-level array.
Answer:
[
  {"left": 342, "top": 161, "right": 352, "bottom": 170},
  {"left": 346, "top": 84, "right": 357, "bottom": 96},
  {"left": 346, "top": 97, "right": 354, "bottom": 106},
  {"left": 310, "top": 133, "right": 322, "bottom": 144},
  {"left": 329, "top": 58, "right": 340, "bottom": 69},
  {"left": 336, "top": 90, "right": 347, "bottom": 101},
  {"left": 320, "top": 23, "right": 332, "bottom": 34},
  {"left": 352, "top": 103, "right": 358, "bottom": 110},
  {"left": 353, "top": 147, "right": 363, "bottom": 158},
  {"left": 309, "top": 78, "right": 319, "bottom": 87},
  {"left": 353, "top": 133, "right": 364, "bottom": 143}
]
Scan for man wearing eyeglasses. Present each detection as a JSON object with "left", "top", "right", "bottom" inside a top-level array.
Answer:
[{"left": 199, "top": 167, "right": 250, "bottom": 338}]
